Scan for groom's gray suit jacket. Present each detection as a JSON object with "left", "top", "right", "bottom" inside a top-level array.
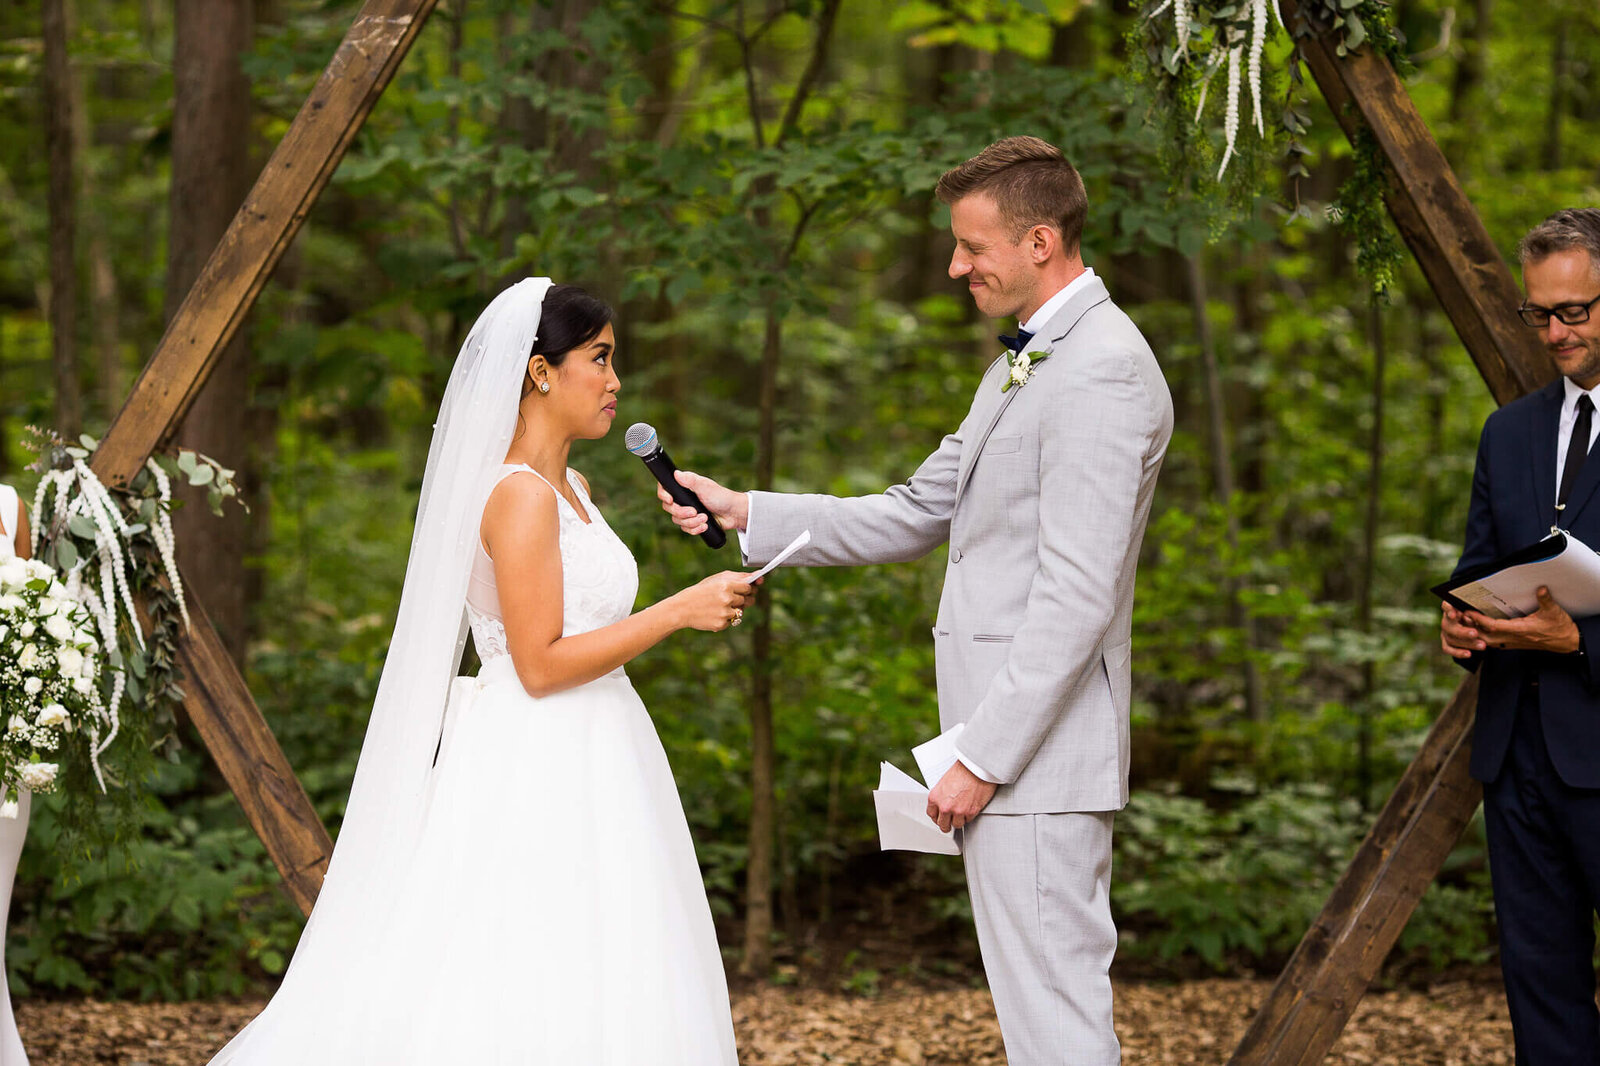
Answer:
[{"left": 744, "top": 276, "right": 1172, "bottom": 815}]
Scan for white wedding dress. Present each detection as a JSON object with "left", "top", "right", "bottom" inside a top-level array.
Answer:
[
  {"left": 0, "top": 483, "right": 30, "bottom": 1066},
  {"left": 212, "top": 465, "right": 738, "bottom": 1064}
]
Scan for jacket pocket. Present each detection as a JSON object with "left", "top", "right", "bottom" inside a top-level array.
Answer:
[
  {"left": 985, "top": 434, "right": 1022, "bottom": 455},
  {"left": 972, "top": 633, "right": 1014, "bottom": 643}
]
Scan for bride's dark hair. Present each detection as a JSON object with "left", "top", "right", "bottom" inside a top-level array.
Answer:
[
  {"left": 529, "top": 284, "right": 613, "bottom": 368},
  {"left": 515, "top": 285, "right": 615, "bottom": 438}
]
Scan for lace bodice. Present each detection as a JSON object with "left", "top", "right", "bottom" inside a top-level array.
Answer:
[{"left": 466, "top": 466, "right": 639, "bottom": 675}]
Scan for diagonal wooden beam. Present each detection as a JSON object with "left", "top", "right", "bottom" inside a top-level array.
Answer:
[
  {"left": 95, "top": 0, "right": 439, "bottom": 488},
  {"left": 89, "top": 0, "right": 439, "bottom": 915},
  {"left": 1230, "top": 2, "right": 1555, "bottom": 1062}
]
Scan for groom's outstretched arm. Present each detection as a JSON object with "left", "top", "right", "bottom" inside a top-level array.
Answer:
[
  {"left": 955, "top": 342, "right": 1169, "bottom": 786},
  {"left": 663, "top": 428, "right": 967, "bottom": 569}
]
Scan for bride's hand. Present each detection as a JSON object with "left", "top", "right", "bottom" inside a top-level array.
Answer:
[
  {"left": 657, "top": 471, "right": 750, "bottom": 535},
  {"left": 671, "top": 571, "right": 760, "bottom": 632}
]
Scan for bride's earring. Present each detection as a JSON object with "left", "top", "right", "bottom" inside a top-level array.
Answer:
[{"left": 538, "top": 381, "right": 550, "bottom": 394}]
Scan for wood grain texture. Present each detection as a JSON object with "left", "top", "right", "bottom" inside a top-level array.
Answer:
[
  {"left": 1229, "top": 676, "right": 1482, "bottom": 1065},
  {"left": 93, "top": 0, "right": 439, "bottom": 487},
  {"left": 172, "top": 588, "right": 332, "bottom": 916},
  {"left": 1232, "top": 5, "right": 1556, "bottom": 1062},
  {"left": 1283, "top": 0, "right": 1551, "bottom": 401},
  {"left": 83, "top": 0, "right": 439, "bottom": 915}
]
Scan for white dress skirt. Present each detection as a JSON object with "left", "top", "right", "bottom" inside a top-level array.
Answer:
[
  {"left": 0, "top": 484, "right": 29, "bottom": 1066},
  {"left": 210, "top": 467, "right": 738, "bottom": 1064}
]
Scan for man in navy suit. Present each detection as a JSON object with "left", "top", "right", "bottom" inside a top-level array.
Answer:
[{"left": 1442, "top": 208, "right": 1600, "bottom": 1064}]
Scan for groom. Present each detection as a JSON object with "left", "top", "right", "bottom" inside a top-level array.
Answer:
[{"left": 662, "top": 136, "right": 1172, "bottom": 1064}]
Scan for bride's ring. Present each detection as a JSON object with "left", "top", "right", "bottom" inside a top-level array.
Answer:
[{"left": 730, "top": 608, "right": 744, "bottom": 627}]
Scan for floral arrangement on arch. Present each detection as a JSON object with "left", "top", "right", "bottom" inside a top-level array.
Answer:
[
  {"left": 1134, "top": 0, "right": 1405, "bottom": 185},
  {"left": 12, "top": 429, "right": 243, "bottom": 854}
]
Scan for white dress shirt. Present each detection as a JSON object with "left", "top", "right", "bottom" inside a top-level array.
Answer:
[{"left": 1556, "top": 376, "right": 1600, "bottom": 504}]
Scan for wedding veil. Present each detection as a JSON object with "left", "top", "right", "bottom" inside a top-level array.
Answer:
[{"left": 209, "top": 277, "right": 553, "bottom": 1062}]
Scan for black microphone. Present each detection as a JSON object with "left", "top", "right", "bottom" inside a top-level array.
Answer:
[{"left": 625, "top": 423, "right": 726, "bottom": 549}]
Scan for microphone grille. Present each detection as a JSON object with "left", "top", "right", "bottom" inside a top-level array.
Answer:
[{"left": 624, "top": 422, "right": 658, "bottom": 456}]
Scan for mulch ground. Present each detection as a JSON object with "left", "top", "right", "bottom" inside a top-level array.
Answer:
[{"left": 15, "top": 978, "right": 1514, "bottom": 1065}]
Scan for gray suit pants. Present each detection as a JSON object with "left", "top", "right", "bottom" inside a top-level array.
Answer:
[{"left": 963, "top": 811, "right": 1119, "bottom": 1065}]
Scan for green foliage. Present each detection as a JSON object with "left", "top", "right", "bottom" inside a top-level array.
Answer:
[
  {"left": 1116, "top": 781, "right": 1368, "bottom": 969},
  {"left": 3, "top": 0, "right": 1596, "bottom": 997}
]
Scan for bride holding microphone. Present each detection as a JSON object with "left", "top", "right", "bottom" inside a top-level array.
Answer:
[{"left": 208, "top": 279, "right": 751, "bottom": 1064}]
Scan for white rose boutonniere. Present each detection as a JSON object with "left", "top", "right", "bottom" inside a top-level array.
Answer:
[{"left": 1001, "top": 346, "right": 1050, "bottom": 392}]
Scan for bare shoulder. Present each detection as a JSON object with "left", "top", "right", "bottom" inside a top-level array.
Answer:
[{"left": 481, "top": 471, "right": 559, "bottom": 556}]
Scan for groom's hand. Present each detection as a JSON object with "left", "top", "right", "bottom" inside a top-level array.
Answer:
[
  {"left": 657, "top": 470, "right": 750, "bottom": 535},
  {"left": 927, "top": 761, "right": 998, "bottom": 833}
]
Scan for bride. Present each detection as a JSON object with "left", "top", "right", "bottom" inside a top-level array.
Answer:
[{"left": 209, "top": 279, "right": 751, "bottom": 1064}]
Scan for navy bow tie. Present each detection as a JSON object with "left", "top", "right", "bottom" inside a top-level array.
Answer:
[{"left": 998, "top": 328, "right": 1034, "bottom": 352}]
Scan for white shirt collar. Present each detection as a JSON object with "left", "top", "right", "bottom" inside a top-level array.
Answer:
[
  {"left": 1562, "top": 375, "right": 1600, "bottom": 415},
  {"left": 1020, "top": 266, "right": 1098, "bottom": 337}
]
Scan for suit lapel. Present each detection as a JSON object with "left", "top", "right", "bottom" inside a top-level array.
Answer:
[
  {"left": 953, "top": 277, "right": 1112, "bottom": 506},
  {"left": 1532, "top": 380, "right": 1562, "bottom": 522}
]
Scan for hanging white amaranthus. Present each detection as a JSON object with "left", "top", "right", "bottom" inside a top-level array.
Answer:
[{"left": 1151, "top": 0, "right": 1284, "bottom": 179}]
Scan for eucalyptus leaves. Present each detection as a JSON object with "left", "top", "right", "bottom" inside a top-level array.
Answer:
[
  {"left": 1149, "top": 0, "right": 1281, "bottom": 179},
  {"left": 19, "top": 429, "right": 245, "bottom": 850},
  {"left": 1139, "top": 0, "right": 1403, "bottom": 180}
]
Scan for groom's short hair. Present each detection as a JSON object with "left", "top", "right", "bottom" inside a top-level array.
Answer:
[
  {"left": 936, "top": 136, "right": 1087, "bottom": 255},
  {"left": 1519, "top": 208, "right": 1600, "bottom": 273}
]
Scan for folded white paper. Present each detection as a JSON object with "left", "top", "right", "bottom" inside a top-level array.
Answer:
[
  {"left": 748, "top": 529, "right": 811, "bottom": 582},
  {"left": 1433, "top": 530, "right": 1600, "bottom": 620},
  {"left": 873, "top": 728, "right": 965, "bottom": 856},
  {"left": 912, "top": 722, "right": 965, "bottom": 787}
]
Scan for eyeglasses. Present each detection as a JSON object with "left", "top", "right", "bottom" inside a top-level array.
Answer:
[{"left": 1518, "top": 293, "right": 1600, "bottom": 328}]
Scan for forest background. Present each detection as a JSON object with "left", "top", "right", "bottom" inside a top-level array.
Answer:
[{"left": 0, "top": 0, "right": 1597, "bottom": 1001}]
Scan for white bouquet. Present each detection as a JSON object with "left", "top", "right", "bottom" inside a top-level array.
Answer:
[{"left": 0, "top": 553, "right": 105, "bottom": 816}]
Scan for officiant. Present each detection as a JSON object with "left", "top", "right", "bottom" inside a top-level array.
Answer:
[{"left": 1439, "top": 208, "right": 1600, "bottom": 1063}]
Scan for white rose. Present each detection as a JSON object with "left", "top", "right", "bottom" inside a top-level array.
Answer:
[
  {"left": 0, "top": 594, "right": 22, "bottom": 613},
  {"left": 1009, "top": 363, "right": 1030, "bottom": 386},
  {"left": 19, "top": 763, "right": 57, "bottom": 790},
  {"left": 0, "top": 560, "right": 24, "bottom": 590},
  {"left": 17, "top": 622, "right": 33, "bottom": 639},
  {"left": 22, "top": 676, "right": 42, "bottom": 697},
  {"left": 17, "top": 646, "right": 38, "bottom": 671},
  {"left": 37, "top": 704, "right": 69, "bottom": 729},
  {"left": 72, "top": 676, "right": 94, "bottom": 696},
  {"left": 24, "top": 560, "right": 50, "bottom": 581},
  {"left": 6, "top": 716, "right": 25, "bottom": 735},
  {"left": 0, "top": 624, "right": 8, "bottom": 642},
  {"left": 44, "top": 614, "right": 73, "bottom": 643},
  {"left": 37, "top": 597, "right": 57, "bottom": 616},
  {"left": 58, "top": 647, "right": 83, "bottom": 676}
]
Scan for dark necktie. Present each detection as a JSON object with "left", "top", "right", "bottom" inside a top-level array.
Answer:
[
  {"left": 998, "top": 327, "right": 1034, "bottom": 353},
  {"left": 1558, "top": 394, "right": 1595, "bottom": 523}
]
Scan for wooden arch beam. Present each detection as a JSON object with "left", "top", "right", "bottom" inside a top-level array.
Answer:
[
  {"left": 1230, "top": 1, "right": 1554, "bottom": 1062},
  {"left": 89, "top": 0, "right": 439, "bottom": 915}
]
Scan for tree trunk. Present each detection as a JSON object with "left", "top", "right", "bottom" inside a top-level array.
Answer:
[
  {"left": 1356, "top": 297, "right": 1388, "bottom": 810},
  {"left": 1188, "top": 254, "right": 1262, "bottom": 723},
  {"left": 743, "top": 302, "right": 781, "bottom": 976},
  {"left": 1543, "top": 32, "right": 1569, "bottom": 171},
  {"left": 166, "top": 0, "right": 257, "bottom": 665},
  {"left": 43, "top": 0, "right": 82, "bottom": 435},
  {"left": 1444, "top": 0, "right": 1490, "bottom": 169}
]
